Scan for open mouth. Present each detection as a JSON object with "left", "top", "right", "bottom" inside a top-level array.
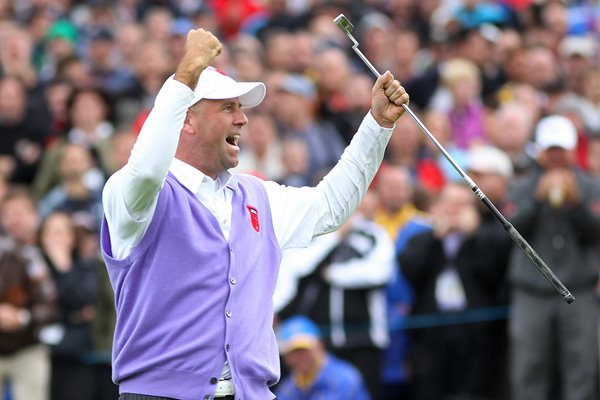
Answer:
[{"left": 225, "top": 135, "right": 240, "bottom": 147}]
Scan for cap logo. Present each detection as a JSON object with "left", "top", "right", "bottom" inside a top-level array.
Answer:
[{"left": 209, "top": 66, "right": 229, "bottom": 77}]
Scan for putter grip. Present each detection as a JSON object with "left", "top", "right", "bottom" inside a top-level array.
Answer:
[{"left": 507, "top": 227, "right": 575, "bottom": 303}]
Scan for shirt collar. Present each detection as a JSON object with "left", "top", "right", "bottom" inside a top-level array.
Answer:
[{"left": 170, "top": 158, "right": 236, "bottom": 195}]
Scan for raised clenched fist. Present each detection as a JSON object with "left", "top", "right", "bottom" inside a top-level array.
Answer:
[{"left": 175, "top": 28, "right": 223, "bottom": 89}]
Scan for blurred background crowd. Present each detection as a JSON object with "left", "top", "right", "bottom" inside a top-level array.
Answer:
[{"left": 0, "top": 0, "right": 599, "bottom": 399}]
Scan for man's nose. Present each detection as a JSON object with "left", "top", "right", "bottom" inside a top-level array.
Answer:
[{"left": 234, "top": 109, "right": 248, "bottom": 126}]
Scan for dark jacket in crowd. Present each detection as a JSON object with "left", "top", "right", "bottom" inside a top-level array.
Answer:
[
  {"left": 0, "top": 243, "right": 56, "bottom": 354},
  {"left": 46, "top": 256, "right": 98, "bottom": 360},
  {"left": 507, "top": 169, "right": 600, "bottom": 293},
  {"left": 400, "top": 225, "right": 508, "bottom": 315}
]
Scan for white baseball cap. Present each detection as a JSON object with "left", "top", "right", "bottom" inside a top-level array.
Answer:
[
  {"left": 191, "top": 66, "right": 266, "bottom": 108},
  {"left": 559, "top": 35, "right": 597, "bottom": 60},
  {"left": 466, "top": 145, "right": 513, "bottom": 179},
  {"left": 535, "top": 115, "right": 577, "bottom": 151}
]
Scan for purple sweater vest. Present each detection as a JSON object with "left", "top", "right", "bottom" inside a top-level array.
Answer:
[{"left": 101, "top": 173, "right": 282, "bottom": 400}]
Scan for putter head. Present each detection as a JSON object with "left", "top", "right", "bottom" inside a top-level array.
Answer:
[{"left": 333, "top": 14, "right": 354, "bottom": 35}]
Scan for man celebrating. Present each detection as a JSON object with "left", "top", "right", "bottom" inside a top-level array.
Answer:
[{"left": 101, "top": 28, "right": 409, "bottom": 400}]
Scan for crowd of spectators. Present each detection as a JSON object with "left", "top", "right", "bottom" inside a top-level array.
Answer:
[{"left": 0, "top": 0, "right": 599, "bottom": 399}]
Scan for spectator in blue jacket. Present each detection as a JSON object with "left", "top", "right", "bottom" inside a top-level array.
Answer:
[{"left": 275, "top": 315, "right": 371, "bottom": 400}]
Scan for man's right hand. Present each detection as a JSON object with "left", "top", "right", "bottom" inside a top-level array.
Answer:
[
  {"left": 370, "top": 71, "right": 409, "bottom": 128},
  {"left": 174, "top": 28, "right": 223, "bottom": 89}
]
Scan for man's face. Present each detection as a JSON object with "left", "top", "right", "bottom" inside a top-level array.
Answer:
[
  {"left": 539, "top": 147, "right": 573, "bottom": 170},
  {"left": 283, "top": 347, "right": 319, "bottom": 375},
  {"left": 377, "top": 168, "right": 413, "bottom": 213},
  {"left": 0, "top": 78, "right": 26, "bottom": 122},
  {"left": 1, "top": 197, "right": 38, "bottom": 244},
  {"left": 185, "top": 98, "right": 248, "bottom": 178},
  {"left": 469, "top": 170, "right": 507, "bottom": 204},
  {"left": 435, "top": 184, "right": 475, "bottom": 220},
  {"left": 58, "top": 144, "right": 93, "bottom": 181}
]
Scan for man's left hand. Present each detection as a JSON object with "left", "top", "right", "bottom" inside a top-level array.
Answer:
[{"left": 370, "top": 71, "right": 409, "bottom": 128}]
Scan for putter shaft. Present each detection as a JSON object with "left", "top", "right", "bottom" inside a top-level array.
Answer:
[{"left": 333, "top": 13, "right": 575, "bottom": 304}]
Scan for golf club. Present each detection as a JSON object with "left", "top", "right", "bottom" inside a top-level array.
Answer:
[{"left": 334, "top": 13, "right": 575, "bottom": 304}]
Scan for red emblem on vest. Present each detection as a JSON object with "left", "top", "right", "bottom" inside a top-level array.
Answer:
[{"left": 246, "top": 205, "right": 260, "bottom": 232}]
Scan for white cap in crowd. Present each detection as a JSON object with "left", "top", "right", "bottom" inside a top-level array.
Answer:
[
  {"left": 559, "top": 35, "right": 597, "bottom": 60},
  {"left": 192, "top": 66, "right": 266, "bottom": 107},
  {"left": 466, "top": 145, "right": 513, "bottom": 179},
  {"left": 535, "top": 115, "right": 577, "bottom": 151}
]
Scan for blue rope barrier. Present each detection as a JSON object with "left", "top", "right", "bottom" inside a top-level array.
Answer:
[
  {"left": 307, "top": 306, "right": 510, "bottom": 339},
  {"left": 390, "top": 306, "right": 510, "bottom": 331}
]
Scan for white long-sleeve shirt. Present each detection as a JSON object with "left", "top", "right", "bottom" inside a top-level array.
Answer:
[
  {"left": 102, "top": 76, "right": 394, "bottom": 382},
  {"left": 103, "top": 76, "right": 394, "bottom": 260}
]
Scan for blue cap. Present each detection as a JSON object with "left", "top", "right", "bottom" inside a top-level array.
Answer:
[
  {"left": 277, "top": 316, "right": 321, "bottom": 354},
  {"left": 171, "top": 18, "right": 195, "bottom": 37},
  {"left": 279, "top": 74, "right": 317, "bottom": 100}
]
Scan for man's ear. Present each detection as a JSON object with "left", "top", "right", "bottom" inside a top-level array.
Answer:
[{"left": 181, "top": 110, "right": 194, "bottom": 135}]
